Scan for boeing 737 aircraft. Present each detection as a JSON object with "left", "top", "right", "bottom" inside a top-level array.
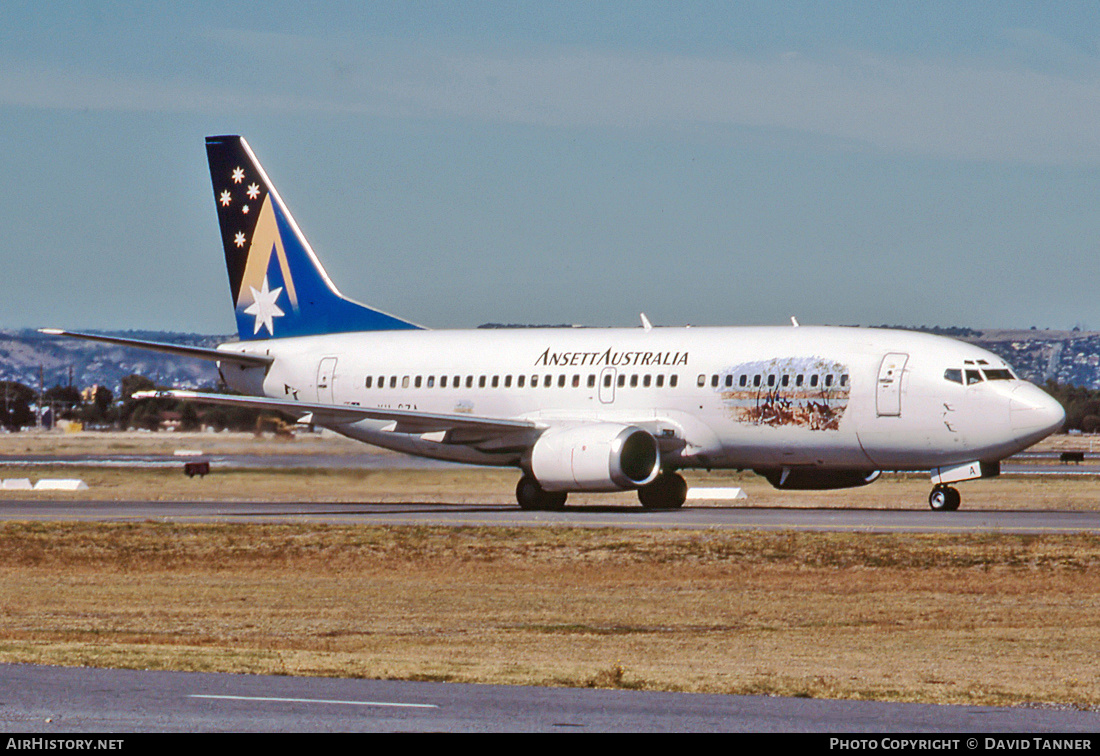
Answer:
[{"left": 43, "top": 136, "right": 1065, "bottom": 511}]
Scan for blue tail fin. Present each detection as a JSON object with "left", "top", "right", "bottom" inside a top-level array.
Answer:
[{"left": 205, "top": 135, "right": 422, "bottom": 340}]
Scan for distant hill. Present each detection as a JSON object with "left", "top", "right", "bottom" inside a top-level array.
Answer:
[
  {"left": 870, "top": 325, "right": 1100, "bottom": 388},
  {"left": 0, "top": 329, "right": 226, "bottom": 393},
  {"left": 964, "top": 329, "right": 1100, "bottom": 389},
  {"left": 5, "top": 326, "right": 1100, "bottom": 394}
]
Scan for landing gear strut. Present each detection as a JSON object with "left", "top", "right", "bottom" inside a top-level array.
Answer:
[
  {"left": 638, "top": 472, "right": 688, "bottom": 510},
  {"left": 516, "top": 475, "right": 567, "bottom": 511},
  {"left": 928, "top": 484, "right": 961, "bottom": 512}
]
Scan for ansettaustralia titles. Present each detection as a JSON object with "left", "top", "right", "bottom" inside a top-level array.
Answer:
[{"left": 535, "top": 348, "right": 689, "bottom": 368}]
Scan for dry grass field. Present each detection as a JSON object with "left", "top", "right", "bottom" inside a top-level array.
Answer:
[{"left": 0, "top": 431, "right": 1098, "bottom": 708}]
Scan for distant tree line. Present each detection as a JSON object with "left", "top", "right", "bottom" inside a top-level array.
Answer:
[
  {"left": 871, "top": 325, "right": 981, "bottom": 338},
  {"left": 3, "top": 372, "right": 1092, "bottom": 436},
  {"left": 1043, "top": 382, "right": 1100, "bottom": 434},
  {"left": 0, "top": 375, "right": 295, "bottom": 433}
]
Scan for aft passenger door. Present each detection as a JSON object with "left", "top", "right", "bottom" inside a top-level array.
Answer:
[
  {"left": 876, "top": 353, "right": 908, "bottom": 417},
  {"left": 316, "top": 357, "right": 337, "bottom": 404}
]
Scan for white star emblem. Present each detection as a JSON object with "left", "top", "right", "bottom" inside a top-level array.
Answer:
[
  {"left": 219, "top": 190, "right": 232, "bottom": 207},
  {"left": 246, "top": 183, "right": 260, "bottom": 200},
  {"left": 243, "top": 276, "right": 285, "bottom": 335},
  {"left": 234, "top": 232, "right": 246, "bottom": 247},
  {"left": 242, "top": 205, "right": 250, "bottom": 214},
  {"left": 232, "top": 167, "right": 245, "bottom": 183}
]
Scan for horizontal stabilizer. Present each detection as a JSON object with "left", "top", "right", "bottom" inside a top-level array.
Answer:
[{"left": 38, "top": 329, "right": 272, "bottom": 367}]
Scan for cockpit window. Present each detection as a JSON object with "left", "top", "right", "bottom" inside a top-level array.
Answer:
[
  {"left": 982, "top": 369, "right": 1014, "bottom": 381},
  {"left": 944, "top": 369, "right": 963, "bottom": 384},
  {"left": 965, "top": 369, "right": 983, "bottom": 385}
]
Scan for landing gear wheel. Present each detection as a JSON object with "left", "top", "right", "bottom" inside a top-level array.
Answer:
[
  {"left": 638, "top": 472, "right": 688, "bottom": 510},
  {"left": 929, "top": 485, "right": 961, "bottom": 512},
  {"left": 516, "top": 475, "right": 567, "bottom": 511}
]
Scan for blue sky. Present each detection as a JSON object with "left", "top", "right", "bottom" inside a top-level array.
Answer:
[{"left": 3, "top": 1, "right": 1100, "bottom": 334}]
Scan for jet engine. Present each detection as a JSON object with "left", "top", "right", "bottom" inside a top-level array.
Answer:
[
  {"left": 755, "top": 467, "right": 881, "bottom": 490},
  {"left": 529, "top": 423, "right": 661, "bottom": 492}
]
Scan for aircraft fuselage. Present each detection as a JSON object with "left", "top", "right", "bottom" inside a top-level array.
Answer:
[{"left": 219, "top": 324, "right": 1063, "bottom": 477}]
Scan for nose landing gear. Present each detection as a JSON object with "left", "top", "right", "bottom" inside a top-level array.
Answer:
[{"left": 929, "top": 484, "right": 961, "bottom": 511}]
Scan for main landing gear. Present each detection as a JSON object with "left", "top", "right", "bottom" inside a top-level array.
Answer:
[
  {"left": 637, "top": 472, "right": 688, "bottom": 510},
  {"left": 515, "top": 472, "right": 689, "bottom": 511},
  {"left": 928, "top": 484, "right": 961, "bottom": 512},
  {"left": 516, "top": 475, "right": 567, "bottom": 511}
]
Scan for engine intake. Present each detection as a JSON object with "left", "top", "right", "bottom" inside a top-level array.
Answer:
[{"left": 530, "top": 424, "right": 660, "bottom": 492}]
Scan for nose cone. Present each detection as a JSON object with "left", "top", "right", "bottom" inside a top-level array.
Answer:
[{"left": 1010, "top": 383, "right": 1065, "bottom": 443}]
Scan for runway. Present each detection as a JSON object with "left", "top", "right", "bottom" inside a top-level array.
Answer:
[
  {"left": 3, "top": 450, "right": 1099, "bottom": 733},
  {"left": 1, "top": 663, "right": 1096, "bottom": 733},
  {"left": 2, "top": 498, "right": 1100, "bottom": 533}
]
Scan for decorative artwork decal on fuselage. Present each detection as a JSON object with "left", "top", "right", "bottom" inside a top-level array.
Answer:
[{"left": 719, "top": 357, "right": 850, "bottom": 431}]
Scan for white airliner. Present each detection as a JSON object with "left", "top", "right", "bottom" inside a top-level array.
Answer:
[{"left": 43, "top": 136, "right": 1065, "bottom": 511}]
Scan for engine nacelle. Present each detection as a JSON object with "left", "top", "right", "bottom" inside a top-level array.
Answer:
[
  {"left": 530, "top": 424, "right": 661, "bottom": 492},
  {"left": 755, "top": 467, "right": 881, "bottom": 490}
]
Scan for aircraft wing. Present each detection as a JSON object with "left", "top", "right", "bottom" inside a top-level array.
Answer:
[
  {"left": 39, "top": 329, "right": 272, "bottom": 368},
  {"left": 133, "top": 390, "right": 541, "bottom": 446}
]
